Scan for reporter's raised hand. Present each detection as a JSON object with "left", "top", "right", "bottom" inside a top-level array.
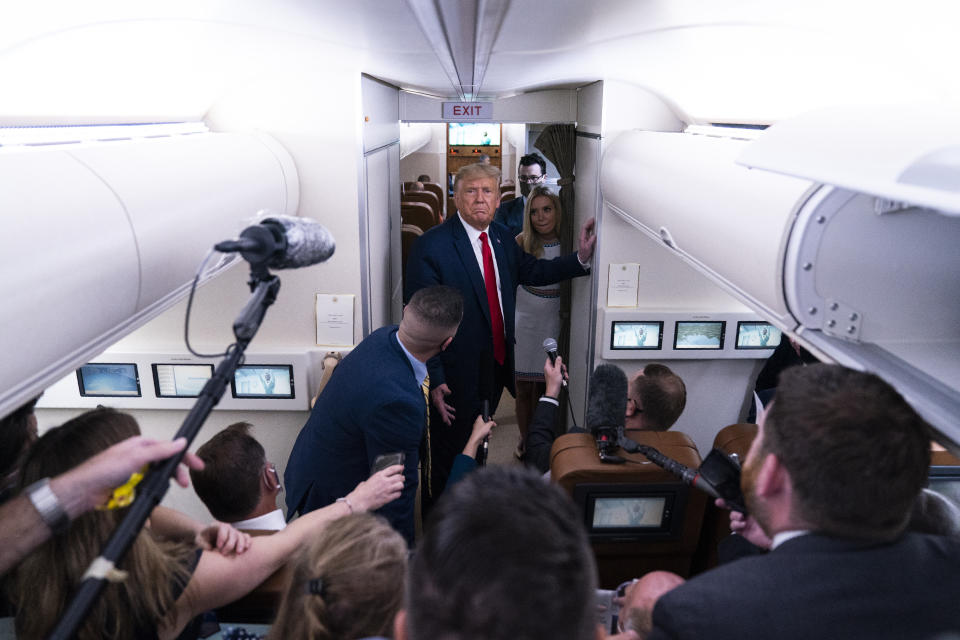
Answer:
[
  {"left": 347, "top": 464, "right": 405, "bottom": 512},
  {"left": 463, "top": 415, "right": 496, "bottom": 458},
  {"left": 543, "top": 355, "right": 566, "bottom": 397},
  {"left": 196, "top": 522, "right": 252, "bottom": 556},
  {"left": 56, "top": 436, "right": 204, "bottom": 516},
  {"left": 717, "top": 498, "right": 772, "bottom": 549}
]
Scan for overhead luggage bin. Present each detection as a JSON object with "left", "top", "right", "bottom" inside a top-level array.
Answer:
[
  {"left": 0, "top": 131, "right": 300, "bottom": 419},
  {"left": 602, "top": 107, "right": 960, "bottom": 448}
]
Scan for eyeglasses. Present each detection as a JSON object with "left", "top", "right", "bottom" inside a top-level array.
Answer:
[
  {"left": 268, "top": 465, "right": 283, "bottom": 493},
  {"left": 517, "top": 174, "right": 545, "bottom": 183}
]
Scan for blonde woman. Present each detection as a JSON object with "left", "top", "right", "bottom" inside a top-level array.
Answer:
[
  {"left": 266, "top": 513, "right": 407, "bottom": 640},
  {"left": 10, "top": 407, "right": 402, "bottom": 640},
  {"left": 513, "top": 186, "right": 563, "bottom": 457}
]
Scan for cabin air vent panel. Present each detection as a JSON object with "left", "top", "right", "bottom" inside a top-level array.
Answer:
[{"left": 0, "top": 122, "right": 209, "bottom": 148}]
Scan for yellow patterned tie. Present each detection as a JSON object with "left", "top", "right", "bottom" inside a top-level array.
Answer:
[{"left": 421, "top": 374, "right": 432, "bottom": 498}]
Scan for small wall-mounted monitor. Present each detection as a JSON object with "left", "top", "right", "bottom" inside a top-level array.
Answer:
[
  {"left": 735, "top": 321, "right": 782, "bottom": 349},
  {"left": 448, "top": 123, "right": 500, "bottom": 146},
  {"left": 611, "top": 321, "right": 663, "bottom": 350},
  {"left": 573, "top": 483, "right": 687, "bottom": 542},
  {"left": 76, "top": 363, "right": 141, "bottom": 397},
  {"left": 673, "top": 321, "right": 726, "bottom": 350},
  {"left": 231, "top": 364, "right": 295, "bottom": 399},
  {"left": 153, "top": 364, "right": 214, "bottom": 398}
]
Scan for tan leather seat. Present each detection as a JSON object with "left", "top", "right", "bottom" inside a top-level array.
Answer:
[
  {"left": 401, "top": 202, "right": 435, "bottom": 233},
  {"left": 402, "top": 191, "right": 440, "bottom": 223},
  {"left": 550, "top": 431, "right": 707, "bottom": 586},
  {"left": 713, "top": 422, "right": 757, "bottom": 461},
  {"left": 500, "top": 190, "right": 516, "bottom": 202},
  {"left": 421, "top": 182, "right": 445, "bottom": 218},
  {"left": 694, "top": 423, "right": 758, "bottom": 571}
]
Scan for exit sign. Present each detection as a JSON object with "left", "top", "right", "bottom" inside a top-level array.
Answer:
[{"left": 443, "top": 102, "right": 493, "bottom": 120}]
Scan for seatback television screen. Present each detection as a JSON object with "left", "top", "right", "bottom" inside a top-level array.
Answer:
[
  {"left": 736, "top": 322, "right": 782, "bottom": 349},
  {"left": 611, "top": 321, "right": 663, "bottom": 350},
  {"left": 76, "top": 363, "right": 141, "bottom": 397},
  {"left": 573, "top": 483, "right": 686, "bottom": 542},
  {"left": 674, "top": 321, "right": 725, "bottom": 350},
  {"left": 231, "top": 365, "right": 295, "bottom": 399},
  {"left": 448, "top": 123, "right": 500, "bottom": 146},
  {"left": 592, "top": 496, "right": 667, "bottom": 529},
  {"left": 152, "top": 364, "right": 214, "bottom": 398}
]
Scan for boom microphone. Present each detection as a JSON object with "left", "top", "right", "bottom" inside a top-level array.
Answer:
[
  {"left": 215, "top": 213, "right": 336, "bottom": 269},
  {"left": 585, "top": 364, "right": 628, "bottom": 463},
  {"left": 625, "top": 443, "right": 748, "bottom": 513}
]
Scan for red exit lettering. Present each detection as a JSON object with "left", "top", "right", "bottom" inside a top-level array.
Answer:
[{"left": 453, "top": 105, "right": 481, "bottom": 116}]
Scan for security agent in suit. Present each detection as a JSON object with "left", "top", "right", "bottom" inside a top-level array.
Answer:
[
  {"left": 284, "top": 285, "right": 463, "bottom": 546},
  {"left": 630, "top": 364, "right": 960, "bottom": 640},
  {"left": 404, "top": 162, "right": 595, "bottom": 509},
  {"left": 493, "top": 152, "right": 548, "bottom": 237}
]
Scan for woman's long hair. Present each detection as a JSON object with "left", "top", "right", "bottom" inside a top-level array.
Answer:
[
  {"left": 268, "top": 513, "right": 407, "bottom": 640},
  {"left": 519, "top": 186, "right": 563, "bottom": 257},
  {"left": 11, "top": 408, "right": 192, "bottom": 640}
]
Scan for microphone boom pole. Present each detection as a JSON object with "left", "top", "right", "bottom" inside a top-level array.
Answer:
[{"left": 47, "top": 270, "right": 282, "bottom": 640}]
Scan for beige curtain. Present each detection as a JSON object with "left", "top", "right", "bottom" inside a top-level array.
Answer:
[{"left": 534, "top": 124, "right": 577, "bottom": 429}]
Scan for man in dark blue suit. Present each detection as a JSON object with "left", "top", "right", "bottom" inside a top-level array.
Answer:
[
  {"left": 621, "top": 364, "right": 960, "bottom": 640},
  {"left": 493, "top": 152, "right": 547, "bottom": 237},
  {"left": 404, "top": 162, "right": 595, "bottom": 509},
  {"left": 284, "top": 285, "right": 463, "bottom": 545}
]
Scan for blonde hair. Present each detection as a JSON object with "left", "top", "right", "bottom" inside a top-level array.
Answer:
[
  {"left": 268, "top": 513, "right": 407, "bottom": 640},
  {"left": 11, "top": 408, "right": 192, "bottom": 640},
  {"left": 454, "top": 162, "right": 501, "bottom": 192},
  {"left": 519, "top": 186, "right": 563, "bottom": 257}
]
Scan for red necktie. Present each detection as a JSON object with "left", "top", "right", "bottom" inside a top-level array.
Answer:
[{"left": 480, "top": 231, "right": 506, "bottom": 365}]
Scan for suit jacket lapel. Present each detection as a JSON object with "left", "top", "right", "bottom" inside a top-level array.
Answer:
[
  {"left": 451, "top": 216, "right": 492, "bottom": 326},
  {"left": 489, "top": 225, "right": 515, "bottom": 329}
]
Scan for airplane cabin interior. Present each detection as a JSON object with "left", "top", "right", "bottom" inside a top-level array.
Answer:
[{"left": 1, "top": 0, "right": 959, "bottom": 635}]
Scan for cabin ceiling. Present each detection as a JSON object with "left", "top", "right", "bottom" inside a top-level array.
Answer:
[{"left": 0, "top": 0, "right": 958, "bottom": 124}]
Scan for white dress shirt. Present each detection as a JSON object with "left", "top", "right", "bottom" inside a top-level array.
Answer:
[
  {"left": 231, "top": 508, "right": 287, "bottom": 531},
  {"left": 458, "top": 213, "right": 505, "bottom": 319}
]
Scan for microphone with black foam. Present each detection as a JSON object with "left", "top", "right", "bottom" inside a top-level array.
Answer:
[
  {"left": 215, "top": 213, "right": 336, "bottom": 270},
  {"left": 584, "top": 364, "right": 628, "bottom": 464},
  {"left": 542, "top": 338, "right": 567, "bottom": 387},
  {"left": 623, "top": 443, "right": 748, "bottom": 513}
]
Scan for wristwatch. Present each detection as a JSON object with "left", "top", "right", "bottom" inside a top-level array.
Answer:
[{"left": 25, "top": 477, "right": 70, "bottom": 534}]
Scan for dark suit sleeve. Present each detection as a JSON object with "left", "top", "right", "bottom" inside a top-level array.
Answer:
[
  {"left": 361, "top": 396, "right": 423, "bottom": 540},
  {"left": 513, "top": 242, "right": 588, "bottom": 287},
  {"left": 404, "top": 233, "right": 441, "bottom": 302},
  {"left": 523, "top": 398, "right": 559, "bottom": 473}
]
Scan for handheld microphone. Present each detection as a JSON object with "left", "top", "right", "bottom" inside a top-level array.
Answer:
[
  {"left": 215, "top": 213, "right": 336, "bottom": 270},
  {"left": 542, "top": 337, "right": 568, "bottom": 388},
  {"left": 478, "top": 399, "right": 490, "bottom": 466},
  {"left": 585, "top": 364, "right": 628, "bottom": 464}
]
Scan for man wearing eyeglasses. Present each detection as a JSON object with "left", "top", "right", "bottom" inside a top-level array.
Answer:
[
  {"left": 524, "top": 359, "right": 687, "bottom": 473},
  {"left": 191, "top": 422, "right": 288, "bottom": 531},
  {"left": 494, "top": 152, "right": 548, "bottom": 237}
]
